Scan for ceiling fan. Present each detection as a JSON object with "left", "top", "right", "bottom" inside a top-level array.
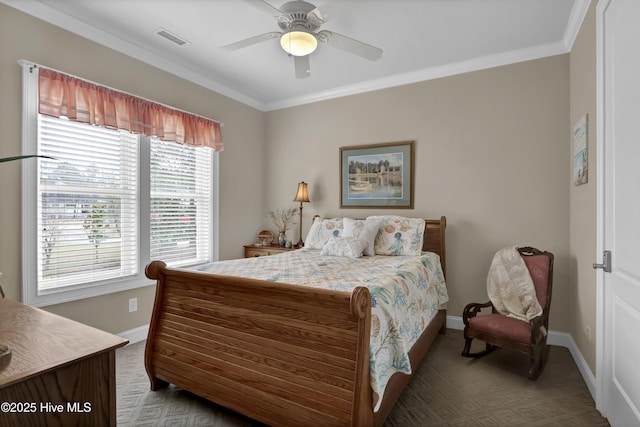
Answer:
[{"left": 220, "top": 0, "right": 383, "bottom": 79}]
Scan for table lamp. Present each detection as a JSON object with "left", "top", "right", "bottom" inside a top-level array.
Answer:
[{"left": 293, "top": 181, "right": 310, "bottom": 247}]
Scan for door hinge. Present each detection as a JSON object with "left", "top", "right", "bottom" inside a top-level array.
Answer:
[{"left": 593, "top": 250, "right": 612, "bottom": 273}]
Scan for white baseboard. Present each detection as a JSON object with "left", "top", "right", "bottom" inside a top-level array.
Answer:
[
  {"left": 546, "top": 330, "right": 597, "bottom": 399},
  {"left": 446, "top": 315, "right": 597, "bottom": 401},
  {"left": 118, "top": 324, "right": 149, "bottom": 345},
  {"left": 446, "top": 315, "right": 465, "bottom": 330}
]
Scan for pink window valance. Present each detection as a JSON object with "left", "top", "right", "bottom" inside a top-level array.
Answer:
[{"left": 38, "top": 68, "right": 223, "bottom": 151}]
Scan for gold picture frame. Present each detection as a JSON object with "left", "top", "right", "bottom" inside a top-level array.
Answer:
[{"left": 340, "top": 141, "right": 415, "bottom": 208}]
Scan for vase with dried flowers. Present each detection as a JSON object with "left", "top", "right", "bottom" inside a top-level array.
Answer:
[{"left": 268, "top": 208, "right": 297, "bottom": 246}]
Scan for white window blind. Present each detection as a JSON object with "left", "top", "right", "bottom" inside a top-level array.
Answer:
[
  {"left": 21, "top": 61, "right": 219, "bottom": 307},
  {"left": 37, "top": 115, "right": 139, "bottom": 290},
  {"left": 150, "top": 138, "right": 212, "bottom": 266},
  {"left": 34, "top": 118, "right": 214, "bottom": 295}
]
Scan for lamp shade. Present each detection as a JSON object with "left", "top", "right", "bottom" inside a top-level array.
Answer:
[
  {"left": 293, "top": 181, "right": 310, "bottom": 203},
  {"left": 280, "top": 31, "right": 317, "bottom": 57}
]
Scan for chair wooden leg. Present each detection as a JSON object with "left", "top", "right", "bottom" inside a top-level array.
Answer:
[
  {"left": 462, "top": 338, "right": 498, "bottom": 358},
  {"left": 528, "top": 356, "right": 541, "bottom": 380},
  {"left": 528, "top": 345, "right": 550, "bottom": 380},
  {"left": 461, "top": 337, "right": 473, "bottom": 356}
]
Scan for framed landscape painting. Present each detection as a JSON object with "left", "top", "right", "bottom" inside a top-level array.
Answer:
[{"left": 340, "top": 141, "right": 414, "bottom": 208}]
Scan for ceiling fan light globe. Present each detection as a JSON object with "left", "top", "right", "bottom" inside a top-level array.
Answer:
[{"left": 280, "top": 31, "right": 317, "bottom": 56}]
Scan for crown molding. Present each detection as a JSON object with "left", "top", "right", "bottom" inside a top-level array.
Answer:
[
  {"left": 264, "top": 40, "right": 569, "bottom": 111},
  {"left": 1, "top": 0, "right": 267, "bottom": 111},
  {"left": 265, "top": 0, "right": 591, "bottom": 111},
  {"left": 563, "top": 0, "right": 592, "bottom": 51},
  {"left": 3, "top": 0, "right": 590, "bottom": 113}
]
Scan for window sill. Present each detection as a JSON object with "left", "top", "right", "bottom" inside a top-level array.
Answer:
[{"left": 23, "top": 275, "right": 155, "bottom": 308}]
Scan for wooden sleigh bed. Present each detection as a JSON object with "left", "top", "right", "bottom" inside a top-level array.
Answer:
[{"left": 144, "top": 216, "right": 447, "bottom": 427}]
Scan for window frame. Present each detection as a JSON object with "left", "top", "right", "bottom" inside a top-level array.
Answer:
[{"left": 21, "top": 65, "right": 219, "bottom": 307}]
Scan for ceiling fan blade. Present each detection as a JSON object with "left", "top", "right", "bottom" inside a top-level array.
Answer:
[
  {"left": 294, "top": 55, "right": 311, "bottom": 79},
  {"left": 243, "top": 0, "right": 283, "bottom": 17},
  {"left": 220, "top": 32, "right": 281, "bottom": 51},
  {"left": 308, "top": 0, "right": 366, "bottom": 24},
  {"left": 317, "top": 30, "right": 382, "bottom": 61}
]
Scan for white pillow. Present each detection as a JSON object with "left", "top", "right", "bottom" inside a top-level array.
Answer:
[
  {"left": 369, "top": 216, "right": 425, "bottom": 256},
  {"left": 320, "top": 236, "right": 364, "bottom": 258},
  {"left": 304, "top": 217, "right": 343, "bottom": 249},
  {"left": 342, "top": 217, "right": 382, "bottom": 256}
]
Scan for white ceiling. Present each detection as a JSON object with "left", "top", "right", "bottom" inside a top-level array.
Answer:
[{"left": 4, "top": 0, "right": 589, "bottom": 111}]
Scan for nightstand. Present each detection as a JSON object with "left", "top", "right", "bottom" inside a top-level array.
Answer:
[{"left": 244, "top": 244, "right": 295, "bottom": 258}]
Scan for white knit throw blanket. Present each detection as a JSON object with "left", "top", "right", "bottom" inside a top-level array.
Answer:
[{"left": 486, "top": 246, "right": 542, "bottom": 322}]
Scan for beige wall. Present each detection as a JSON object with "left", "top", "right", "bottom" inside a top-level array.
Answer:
[
  {"left": 0, "top": 4, "right": 264, "bottom": 333},
  {"left": 569, "top": 2, "right": 597, "bottom": 374},
  {"left": 265, "top": 55, "right": 572, "bottom": 331},
  {"left": 1, "top": 3, "right": 597, "bottom": 362}
]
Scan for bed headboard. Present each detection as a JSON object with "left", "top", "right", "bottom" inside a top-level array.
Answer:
[
  {"left": 423, "top": 216, "right": 447, "bottom": 278},
  {"left": 311, "top": 215, "right": 447, "bottom": 279}
]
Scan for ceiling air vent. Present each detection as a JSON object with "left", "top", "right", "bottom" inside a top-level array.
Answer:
[{"left": 155, "top": 28, "right": 189, "bottom": 46}]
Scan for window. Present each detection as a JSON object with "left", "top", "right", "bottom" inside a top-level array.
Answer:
[
  {"left": 150, "top": 139, "right": 212, "bottom": 266},
  {"left": 37, "top": 115, "right": 139, "bottom": 291},
  {"left": 21, "top": 65, "right": 219, "bottom": 307}
]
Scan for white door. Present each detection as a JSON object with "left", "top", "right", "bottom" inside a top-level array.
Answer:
[{"left": 597, "top": 0, "right": 640, "bottom": 425}]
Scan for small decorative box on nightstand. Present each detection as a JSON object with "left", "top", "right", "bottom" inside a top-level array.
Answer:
[{"left": 244, "top": 244, "right": 294, "bottom": 258}]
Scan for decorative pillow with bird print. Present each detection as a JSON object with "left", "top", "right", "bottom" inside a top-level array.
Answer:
[{"left": 370, "top": 216, "right": 425, "bottom": 256}]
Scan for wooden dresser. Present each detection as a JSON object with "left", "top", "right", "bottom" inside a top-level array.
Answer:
[
  {"left": 244, "top": 244, "right": 295, "bottom": 258},
  {"left": 0, "top": 298, "right": 128, "bottom": 427}
]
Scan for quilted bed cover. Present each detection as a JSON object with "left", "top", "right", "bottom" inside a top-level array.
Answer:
[{"left": 194, "top": 248, "right": 448, "bottom": 411}]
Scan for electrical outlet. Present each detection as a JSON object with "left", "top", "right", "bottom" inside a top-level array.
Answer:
[{"left": 129, "top": 297, "right": 138, "bottom": 313}]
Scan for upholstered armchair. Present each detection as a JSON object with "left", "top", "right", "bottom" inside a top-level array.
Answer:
[{"left": 461, "top": 246, "right": 554, "bottom": 380}]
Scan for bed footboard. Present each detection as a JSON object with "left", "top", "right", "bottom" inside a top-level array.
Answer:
[{"left": 144, "top": 261, "right": 373, "bottom": 427}]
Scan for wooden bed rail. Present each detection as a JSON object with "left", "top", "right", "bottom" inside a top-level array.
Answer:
[{"left": 145, "top": 261, "right": 373, "bottom": 426}]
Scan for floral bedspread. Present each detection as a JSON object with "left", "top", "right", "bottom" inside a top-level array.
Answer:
[{"left": 194, "top": 248, "right": 448, "bottom": 411}]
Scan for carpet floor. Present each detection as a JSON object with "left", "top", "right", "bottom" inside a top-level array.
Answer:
[{"left": 116, "top": 329, "right": 609, "bottom": 426}]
